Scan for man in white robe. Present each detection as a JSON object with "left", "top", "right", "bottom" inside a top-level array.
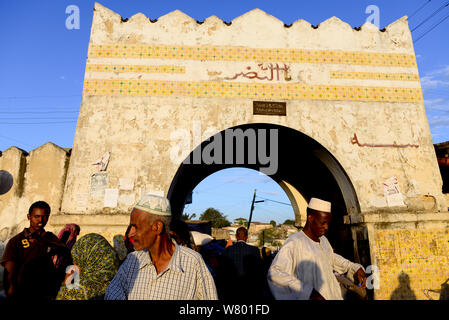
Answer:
[{"left": 267, "top": 197, "right": 366, "bottom": 300}]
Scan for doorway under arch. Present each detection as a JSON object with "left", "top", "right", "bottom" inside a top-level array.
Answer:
[{"left": 168, "top": 123, "right": 362, "bottom": 261}]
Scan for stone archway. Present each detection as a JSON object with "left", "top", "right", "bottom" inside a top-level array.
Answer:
[{"left": 168, "top": 123, "right": 362, "bottom": 261}]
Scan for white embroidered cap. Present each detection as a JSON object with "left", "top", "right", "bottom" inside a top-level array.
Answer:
[
  {"left": 133, "top": 193, "right": 171, "bottom": 216},
  {"left": 308, "top": 197, "right": 331, "bottom": 213}
]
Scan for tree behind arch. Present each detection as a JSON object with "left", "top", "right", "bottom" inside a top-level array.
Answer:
[{"left": 199, "top": 208, "right": 231, "bottom": 228}]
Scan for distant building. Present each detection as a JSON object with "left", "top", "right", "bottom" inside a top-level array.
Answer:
[
  {"left": 248, "top": 221, "right": 272, "bottom": 232},
  {"left": 233, "top": 217, "right": 248, "bottom": 225}
]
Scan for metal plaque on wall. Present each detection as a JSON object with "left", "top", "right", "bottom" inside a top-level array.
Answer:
[{"left": 253, "top": 101, "right": 286, "bottom": 116}]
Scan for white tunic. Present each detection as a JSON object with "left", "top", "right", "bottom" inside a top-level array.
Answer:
[{"left": 267, "top": 231, "right": 363, "bottom": 300}]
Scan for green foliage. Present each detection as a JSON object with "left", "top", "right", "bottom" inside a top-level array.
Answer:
[
  {"left": 270, "top": 220, "right": 276, "bottom": 227},
  {"left": 199, "top": 208, "right": 231, "bottom": 228},
  {"left": 282, "top": 219, "right": 295, "bottom": 225},
  {"left": 182, "top": 213, "right": 196, "bottom": 221},
  {"left": 258, "top": 227, "right": 283, "bottom": 247}
]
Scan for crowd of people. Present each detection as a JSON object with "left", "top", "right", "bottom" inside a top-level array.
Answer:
[{"left": 0, "top": 195, "right": 367, "bottom": 300}]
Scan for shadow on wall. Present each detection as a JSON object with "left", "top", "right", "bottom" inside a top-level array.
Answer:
[
  {"left": 423, "top": 278, "right": 449, "bottom": 300},
  {"left": 390, "top": 272, "right": 416, "bottom": 300},
  {"left": 439, "top": 278, "right": 449, "bottom": 300}
]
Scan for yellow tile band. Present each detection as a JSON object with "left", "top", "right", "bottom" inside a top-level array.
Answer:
[
  {"left": 82, "top": 79, "right": 423, "bottom": 102},
  {"left": 374, "top": 229, "right": 449, "bottom": 300},
  {"left": 88, "top": 44, "right": 417, "bottom": 68},
  {"left": 86, "top": 64, "right": 185, "bottom": 74},
  {"left": 330, "top": 71, "right": 420, "bottom": 81}
]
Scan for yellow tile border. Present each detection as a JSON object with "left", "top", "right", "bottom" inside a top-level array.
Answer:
[
  {"left": 88, "top": 44, "right": 417, "bottom": 68},
  {"left": 82, "top": 79, "right": 423, "bottom": 103},
  {"left": 373, "top": 228, "right": 449, "bottom": 300},
  {"left": 330, "top": 71, "right": 419, "bottom": 81},
  {"left": 86, "top": 64, "right": 185, "bottom": 74}
]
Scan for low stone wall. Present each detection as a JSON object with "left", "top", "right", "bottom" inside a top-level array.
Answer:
[{"left": 0, "top": 143, "right": 70, "bottom": 240}]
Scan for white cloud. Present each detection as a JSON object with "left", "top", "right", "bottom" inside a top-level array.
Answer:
[
  {"left": 429, "top": 115, "right": 449, "bottom": 128},
  {"left": 223, "top": 175, "right": 272, "bottom": 184},
  {"left": 258, "top": 190, "right": 282, "bottom": 196},
  {"left": 427, "top": 65, "right": 449, "bottom": 77},
  {"left": 425, "top": 98, "right": 449, "bottom": 112},
  {"left": 425, "top": 98, "right": 444, "bottom": 106},
  {"left": 421, "top": 65, "right": 449, "bottom": 89},
  {"left": 421, "top": 76, "right": 449, "bottom": 89}
]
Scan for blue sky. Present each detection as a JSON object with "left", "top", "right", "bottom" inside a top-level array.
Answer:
[{"left": 0, "top": 0, "right": 448, "bottom": 223}]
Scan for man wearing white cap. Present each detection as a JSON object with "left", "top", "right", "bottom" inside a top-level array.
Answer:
[
  {"left": 105, "top": 194, "right": 217, "bottom": 300},
  {"left": 267, "top": 197, "right": 367, "bottom": 300}
]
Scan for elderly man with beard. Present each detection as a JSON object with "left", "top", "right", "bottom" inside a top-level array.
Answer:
[
  {"left": 105, "top": 194, "right": 217, "bottom": 300},
  {"left": 268, "top": 197, "right": 367, "bottom": 300}
]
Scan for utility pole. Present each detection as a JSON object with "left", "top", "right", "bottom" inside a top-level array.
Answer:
[{"left": 247, "top": 189, "right": 264, "bottom": 231}]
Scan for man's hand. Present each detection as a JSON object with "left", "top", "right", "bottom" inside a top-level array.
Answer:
[
  {"left": 354, "top": 267, "right": 367, "bottom": 289},
  {"left": 310, "top": 288, "right": 325, "bottom": 300}
]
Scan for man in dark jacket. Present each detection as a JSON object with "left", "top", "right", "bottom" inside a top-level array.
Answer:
[
  {"left": 1, "top": 201, "right": 72, "bottom": 299},
  {"left": 219, "top": 227, "right": 266, "bottom": 300}
]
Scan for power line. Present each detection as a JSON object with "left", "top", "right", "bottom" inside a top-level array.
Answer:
[
  {"left": 257, "top": 196, "right": 292, "bottom": 206},
  {"left": 409, "top": 0, "right": 433, "bottom": 19},
  {"left": 414, "top": 11, "right": 449, "bottom": 42},
  {"left": 0, "top": 117, "right": 77, "bottom": 120},
  {"left": 0, "top": 95, "right": 82, "bottom": 100},
  {"left": 411, "top": 1, "right": 449, "bottom": 32},
  {"left": 0, "top": 134, "right": 34, "bottom": 148},
  {"left": 0, "top": 110, "right": 79, "bottom": 114},
  {"left": 0, "top": 121, "right": 77, "bottom": 125}
]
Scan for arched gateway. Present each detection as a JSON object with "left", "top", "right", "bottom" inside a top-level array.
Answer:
[{"left": 1, "top": 3, "right": 448, "bottom": 300}]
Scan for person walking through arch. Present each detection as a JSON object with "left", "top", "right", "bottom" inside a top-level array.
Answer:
[
  {"left": 268, "top": 197, "right": 367, "bottom": 300},
  {"left": 218, "top": 226, "right": 266, "bottom": 300}
]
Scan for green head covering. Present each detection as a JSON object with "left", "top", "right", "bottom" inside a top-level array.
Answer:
[{"left": 56, "top": 233, "right": 119, "bottom": 300}]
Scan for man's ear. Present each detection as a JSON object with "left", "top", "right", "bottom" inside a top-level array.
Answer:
[
  {"left": 154, "top": 220, "right": 164, "bottom": 235},
  {"left": 27, "top": 214, "right": 31, "bottom": 221},
  {"left": 307, "top": 214, "right": 313, "bottom": 224}
]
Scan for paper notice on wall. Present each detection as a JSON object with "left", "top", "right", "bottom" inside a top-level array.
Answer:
[
  {"left": 119, "top": 193, "right": 135, "bottom": 206},
  {"left": 90, "top": 172, "right": 108, "bottom": 198},
  {"left": 383, "top": 176, "right": 405, "bottom": 207},
  {"left": 104, "top": 188, "right": 119, "bottom": 207},
  {"left": 74, "top": 193, "right": 89, "bottom": 211},
  {"left": 119, "top": 178, "right": 134, "bottom": 191}
]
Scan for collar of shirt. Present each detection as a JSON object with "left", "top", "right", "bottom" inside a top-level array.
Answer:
[
  {"left": 23, "top": 228, "right": 47, "bottom": 238},
  {"left": 300, "top": 230, "right": 325, "bottom": 245},
  {"left": 236, "top": 240, "right": 246, "bottom": 243},
  {"left": 136, "top": 241, "right": 184, "bottom": 274}
]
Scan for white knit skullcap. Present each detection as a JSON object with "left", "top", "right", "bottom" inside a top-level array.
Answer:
[
  {"left": 133, "top": 194, "right": 171, "bottom": 216},
  {"left": 308, "top": 198, "right": 331, "bottom": 213}
]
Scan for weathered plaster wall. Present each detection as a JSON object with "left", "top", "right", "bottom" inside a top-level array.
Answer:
[
  {"left": 61, "top": 3, "right": 445, "bottom": 218},
  {"left": 0, "top": 147, "right": 27, "bottom": 239},
  {"left": 56, "top": 3, "right": 449, "bottom": 300},
  {"left": 0, "top": 143, "right": 70, "bottom": 238}
]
